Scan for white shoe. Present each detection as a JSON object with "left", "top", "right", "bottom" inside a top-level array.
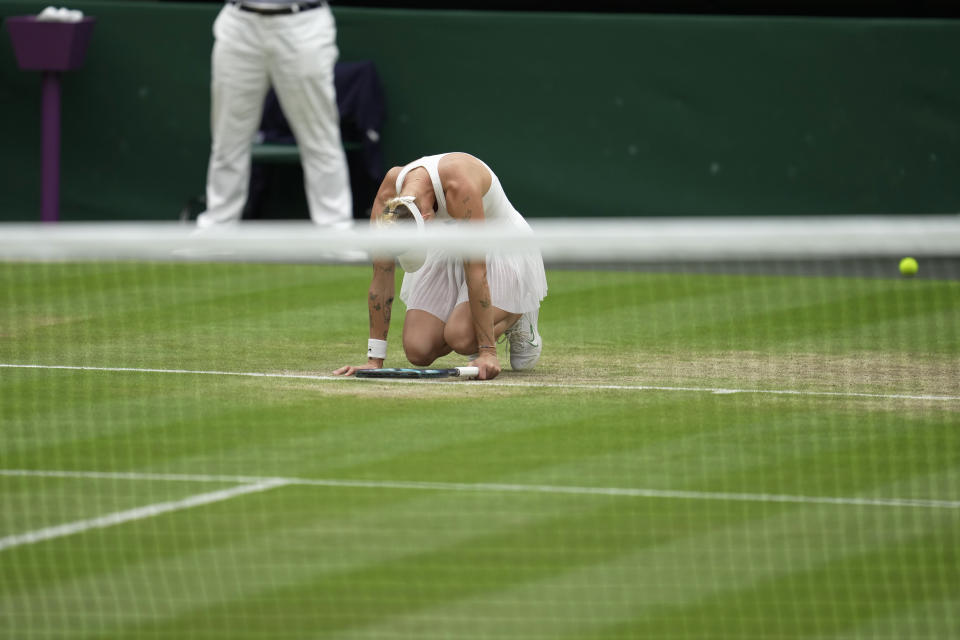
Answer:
[{"left": 504, "top": 309, "right": 542, "bottom": 371}]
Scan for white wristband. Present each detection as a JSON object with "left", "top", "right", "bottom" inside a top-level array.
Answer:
[{"left": 367, "top": 338, "right": 387, "bottom": 360}]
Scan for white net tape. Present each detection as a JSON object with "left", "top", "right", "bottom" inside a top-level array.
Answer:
[{"left": 2, "top": 215, "right": 958, "bottom": 263}]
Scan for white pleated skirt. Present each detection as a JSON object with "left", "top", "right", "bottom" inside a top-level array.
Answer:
[{"left": 399, "top": 249, "right": 548, "bottom": 322}]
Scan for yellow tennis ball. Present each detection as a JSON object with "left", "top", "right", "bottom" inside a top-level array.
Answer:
[{"left": 899, "top": 257, "right": 918, "bottom": 277}]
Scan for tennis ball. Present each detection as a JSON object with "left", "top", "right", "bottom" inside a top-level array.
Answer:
[{"left": 899, "top": 257, "right": 918, "bottom": 277}]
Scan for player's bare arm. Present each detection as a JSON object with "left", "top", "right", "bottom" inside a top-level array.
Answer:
[
  {"left": 368, "top": 259, "right": 395, "bottom": 343},
  {"left": 333, "top": 170, "right": 403, "bottom": 377},
  {"left": 442, "top": 159, "right": 501, "bottom": 380},
  {"left": 333, "top": 258, "right": 395, "bottom": 377}
]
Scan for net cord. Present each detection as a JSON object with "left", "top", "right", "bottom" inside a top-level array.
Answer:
[{"left": 1, "top": 216, "right": 958, "bottom": 263}]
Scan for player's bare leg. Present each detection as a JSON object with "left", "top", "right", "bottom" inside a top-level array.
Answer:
[
  {"left": 443, "top": 302, "right": 520, "bottom": 356},
  {"left": 402, "top": 310, "right": 453, "bottom": 366}
]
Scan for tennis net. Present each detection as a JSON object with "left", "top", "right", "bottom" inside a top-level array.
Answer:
[{"left": 1, "top": 216, "right": 958, "bottom": 639}]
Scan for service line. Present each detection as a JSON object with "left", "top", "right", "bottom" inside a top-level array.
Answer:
[
  {"left": 2, "top": 469, "right": 958, "bottom": 513},
  {"left": 0, "top": 478, "right": 289, "bottom": 552}
]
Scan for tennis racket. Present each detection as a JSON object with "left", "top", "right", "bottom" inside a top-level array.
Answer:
[{"left": 355, "top": 366, "right": 479, "bottom": 379}]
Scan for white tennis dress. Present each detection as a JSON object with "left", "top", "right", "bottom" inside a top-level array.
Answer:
[{"left": 396, "top": 153, "right": 548, "bottom": 321}]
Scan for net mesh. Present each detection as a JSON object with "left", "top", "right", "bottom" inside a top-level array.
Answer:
[{"left": 1, "top": 217, "right": 958, "bottom": 639}]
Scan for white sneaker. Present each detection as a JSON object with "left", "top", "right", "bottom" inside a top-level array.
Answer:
[{"left": 504, "top": 309, "right": 542, "bottom": 370}]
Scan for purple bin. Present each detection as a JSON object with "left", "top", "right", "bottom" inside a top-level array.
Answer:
[
  {"left": 6, "top": 16, "right": 96, "bottom": 71},
  {"left": 5, "top": 15, "right": 96, "bottom": 222}
]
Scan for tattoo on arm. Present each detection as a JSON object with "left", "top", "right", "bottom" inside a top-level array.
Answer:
[
  {"left": 369, "top": 291, "right": 393, "bottom": 339},
  {"left": 383, "top": 296, "right": 393, "bottom": 326},
  {"left": 460, "top": 195, "right": 474, "bottom": 220}
]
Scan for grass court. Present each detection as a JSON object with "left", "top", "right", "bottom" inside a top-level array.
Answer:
[{"left": 1, "top": 260, "right": 958, "bottom": 638}]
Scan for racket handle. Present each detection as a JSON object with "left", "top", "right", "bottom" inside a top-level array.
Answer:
[{"left": 454, "top": 366, "right": 480, "bottom": 378}]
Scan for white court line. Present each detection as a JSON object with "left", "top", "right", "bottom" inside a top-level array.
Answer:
[
  {"left": 0, "top": 478, "right": 289, "bottom": 552},
  {"left": 2, "top": 469, "right": 958, "bottom": 511},
  {"left": 2, "top": 362, "right": 958, "bottom": 402}
]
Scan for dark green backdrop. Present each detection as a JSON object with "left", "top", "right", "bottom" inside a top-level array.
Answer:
[{"left": 2, "top": 0, "right": 959, "bottom": 220}]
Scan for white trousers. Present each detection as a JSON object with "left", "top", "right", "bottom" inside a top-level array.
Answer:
[{"left": 198, "top": 3, "right": 352, "bottom": 228}]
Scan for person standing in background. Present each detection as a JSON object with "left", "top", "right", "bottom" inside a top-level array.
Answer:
[{"left": 197, "top": 0, "right": 352, "bottom": 228}]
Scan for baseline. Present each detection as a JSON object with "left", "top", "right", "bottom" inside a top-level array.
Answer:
[{"left": 1, "top": 363, "right": 958, "bottom": 402}]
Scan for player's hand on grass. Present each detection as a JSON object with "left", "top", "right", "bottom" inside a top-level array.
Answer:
[
  {"left": 469, "top": 351, "right": 501, "bottom": 380},
  {"left": 333, "top": 359, "right": 383, "bottom": 376}
]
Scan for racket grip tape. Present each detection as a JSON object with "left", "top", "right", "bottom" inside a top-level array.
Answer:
[{"left": 454, "top": 367, "right": 480, "bottom": 378}]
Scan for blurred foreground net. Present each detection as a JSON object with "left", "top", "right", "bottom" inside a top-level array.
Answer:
[{"left": 1, "top": 217, "right": 958, "bottom": 639}]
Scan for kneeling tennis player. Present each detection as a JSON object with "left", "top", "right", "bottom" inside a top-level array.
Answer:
[{"left": 333, "top": 152, "right": 547, "bottom": 380}]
